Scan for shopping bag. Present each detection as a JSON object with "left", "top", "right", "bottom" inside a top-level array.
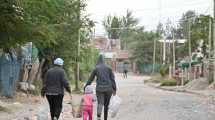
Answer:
[
  {"left": 69, "top": 95, "right": 82, "bottom": 118},
  {"left": 108, "top": 95, "right": 122, "bottom": 118}
]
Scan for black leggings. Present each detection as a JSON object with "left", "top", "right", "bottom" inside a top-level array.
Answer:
[
  {"left": 96, "top": 91, "right": 112, "bottom": 120},
  {"left": 46, "top": 95, "right": 64, "bottom": 120}
]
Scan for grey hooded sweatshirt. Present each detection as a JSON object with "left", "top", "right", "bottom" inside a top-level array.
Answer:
[{"left": 86, "top": 55, "right": 117, "bottom": 92}]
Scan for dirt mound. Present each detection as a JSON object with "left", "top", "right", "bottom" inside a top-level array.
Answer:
[{"left": 185, "top": 78, "right": 210, "bottom": 90}]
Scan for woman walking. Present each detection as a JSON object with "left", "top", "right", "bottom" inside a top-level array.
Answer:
[{"left": 41, "top": 58, "right": 72, "bottom": 120}]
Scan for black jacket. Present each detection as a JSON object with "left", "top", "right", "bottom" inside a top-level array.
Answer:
[
  {"left": 41, "top": 66, "right": 71, "bottom": 95},
  {"left": 86, "top": 55, "right": 117, "bottom": 92}
]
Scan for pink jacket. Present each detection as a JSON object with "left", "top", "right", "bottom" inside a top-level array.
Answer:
[{"left": 82, "top": 94, "right": 96, "bottom": 106}]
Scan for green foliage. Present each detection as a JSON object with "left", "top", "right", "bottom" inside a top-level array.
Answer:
[
  {"left": 159, "top": 64, "right": 169, "bottom": 77},
  {"left": 20, "top": 0, "right": 95, "bottom": 81},
  {"left": 0, "top": 0, "right": 95, "bottom": 83},
  {"left": 80, "top": 47, "right": 99, "bottom": 81},
  {"left": 103, "top": 10, "right": 161, "bottom": 68},
  {"left": 174, "top": 11, "right": 213, "bottom": 56},
  {"left": 103, "top": 15, "right": 122, "bottom": 39},
  {"left": 0, "top": 0, "right": 28, "bottom": 48},
  {"left": 130, "top": 30, "right": 161, "bottom": 64},
  {"left": 120, "top": 10, "right": 139, "bottom": 49},
  {"left": 160, "top": 79, "right": 177, "bottom": 86},
  {"left": 31, "top": 79, "right": 43, "bottom": 95},
  {"left": 177, "top": 10, "right": 196, "bottom": 39}
]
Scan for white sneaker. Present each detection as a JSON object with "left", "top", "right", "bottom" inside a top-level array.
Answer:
[{"left": 53, "top": 117, "right": 58, "bottom": 120}]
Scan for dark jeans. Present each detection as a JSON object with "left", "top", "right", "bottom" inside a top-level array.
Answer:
[
  {"left": 46, "top": 95, "right": 64, "bottom": 120},
  {"left": 96, "top": 91, "right": 112, "bottom": 120}
]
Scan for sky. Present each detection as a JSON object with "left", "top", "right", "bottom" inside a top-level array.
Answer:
[{"left": 86, "top": 0, "right": 213, "bottom": 36}]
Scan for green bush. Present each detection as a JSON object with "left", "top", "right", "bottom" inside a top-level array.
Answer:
[
  {"left": 160, "top": 79, "right": 177, "bottom": 86},
  {"left": 31, "top": 80, "right": 43, "bottom": 96},
  {"left": 159, "top": 64, "right": 169, "bottom": 77}
]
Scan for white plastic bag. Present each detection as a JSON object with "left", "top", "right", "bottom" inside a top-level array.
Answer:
[{"left": 108, "top": 95, "right": 122, "bottom": 118}]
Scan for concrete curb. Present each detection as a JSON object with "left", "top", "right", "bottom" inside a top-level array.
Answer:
[{"left": 147, "top": 83, "right": 214, "bottom": 98}]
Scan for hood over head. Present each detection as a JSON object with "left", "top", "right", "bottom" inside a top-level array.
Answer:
[
  {"left": 84, "top": 85, "right": 94, "bottom": 94},
  {"left": 96, "top": 55, "right": 105, "bottom": 65}
]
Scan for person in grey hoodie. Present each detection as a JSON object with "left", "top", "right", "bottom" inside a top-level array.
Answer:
[
  {"left": 85, "top": 55, "right": 117, "bottom": 120},
  {"left": 41, "top": 58, "right": 72, "bottom": 120}
]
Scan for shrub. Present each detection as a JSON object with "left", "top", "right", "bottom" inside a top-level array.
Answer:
[
  {"left": 160, "top": 79, "right": 177, "bottom": 86},
  {"left": 159, "top": 64, "right": 169, "bottom": 77},
  {"left": 31, "top": 80, "right": 43, "bottom": 95}
]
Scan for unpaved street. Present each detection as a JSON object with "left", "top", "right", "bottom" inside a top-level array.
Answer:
[
  {"left": 2, "top": 73, "right": 215, "bottom": 120},
  {"left": 111, "top": 74, "right": 215, "bottom": 120}
]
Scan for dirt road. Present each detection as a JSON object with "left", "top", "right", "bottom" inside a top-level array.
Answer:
[{"left": 2, "top": 73, "right": 215, "bottom": 120}]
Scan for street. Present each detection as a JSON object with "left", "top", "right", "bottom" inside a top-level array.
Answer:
[
  {"left": 110, "top": 74, "right": 215, "bottom": 120},
  {"left": 3, "top": 73, "right": 215, "bottom": 120},
  {"left": 1, "top": 0, "right": 215, "bottom": 120}
]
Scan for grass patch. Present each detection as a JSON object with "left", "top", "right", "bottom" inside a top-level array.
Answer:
[
  {"left": 0, "top": 106, "right": 11, "bottom": 113},
  {"left": 144, "top": 79, "right": 161, "bottom": 83},
  {"left": 160, "top": 79, "right": 177, "bottom": 86}
]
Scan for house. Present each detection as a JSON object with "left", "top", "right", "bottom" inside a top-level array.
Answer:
[{"left": 92, "top": 36, "right": 136, "bottom": 73}]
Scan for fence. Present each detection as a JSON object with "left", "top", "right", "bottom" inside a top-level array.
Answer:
[
  {"left": 0, "top": 54, "right": 20, "bottom": 97},
  {"left": 138, "top": 64, "right": 161, "bottom": 74}
]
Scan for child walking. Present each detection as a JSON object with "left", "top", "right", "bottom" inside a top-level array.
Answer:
[{"left": 81, "top": 85, "right": 96, "bottom": 120}]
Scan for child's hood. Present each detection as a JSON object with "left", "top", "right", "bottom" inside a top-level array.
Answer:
[{"left": 85, "top": 85, "right": 94, "bottom": 94}]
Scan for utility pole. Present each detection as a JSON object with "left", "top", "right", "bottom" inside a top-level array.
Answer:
[
  {"left": 163, "top": 38, "right": 166, "bottom": 64},
  {"left": 75, "top": 29, "right": 80, "bottom": 91},
  {"left": 213, "top": 0, "right": 215, "bottom": 87},
  {"left": 75, "top": 0, "right": 81, "bottom": 91},
  {"left": 209, "top": 19, "right": 212, "bottom": 54},
  {"left": 172, "top": 31, "right": 176, "bottom": 76},
  {"left": 152, "top": 38, "right": 156, "bottom": 73},
  {"left": 208, "top": 18, "right": 212, "bottom": 82},
  {"left": 188, "top": 19, "right": 192, "bottom": 81}
]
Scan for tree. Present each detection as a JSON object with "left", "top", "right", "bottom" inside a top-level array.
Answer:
[
  {"left": 103, "top": 15, "right": 122, "bottom": 39},
  {"left": 0, "top": 0, "right": 27, "bottom": 49},
  {"left": 175, "top": 11, "right": 212, "bottom": 56},
  {"left": 129, "top": 30, "right": 160, "bottom": 65},
  {"left": 178, "top": 10, "right": 196, "bottom": 39},
  {"left": 20, "top": 0, "right": 96, "bottom": 82},
  {"left": 120, "top": 10, "right": 139, "bottom": 50}
]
